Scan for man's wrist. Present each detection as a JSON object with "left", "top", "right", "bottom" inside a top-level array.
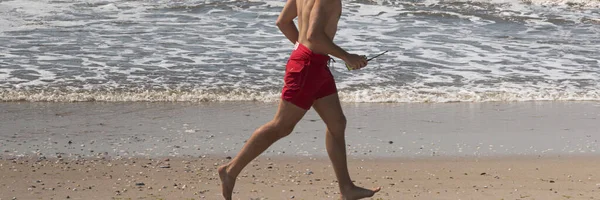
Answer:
[{"left": 339, "top": 52, "right": 350, "bottom": 61}]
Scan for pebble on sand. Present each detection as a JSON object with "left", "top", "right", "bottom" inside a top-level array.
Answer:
[{"left": 305, "top": 170, "right": 313, "bottom": 175}]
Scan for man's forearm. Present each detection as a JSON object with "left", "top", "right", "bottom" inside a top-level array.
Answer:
[{"left": 277, "top": 22, "right": 299, "bottom": 45}]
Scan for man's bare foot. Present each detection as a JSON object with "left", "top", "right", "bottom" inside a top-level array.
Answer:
[
  {"left": 218, "top": 165, "right": 236, "bottom": 200},
  {"left": 340, "top": 185, "right": 381, "bottom": 200}
]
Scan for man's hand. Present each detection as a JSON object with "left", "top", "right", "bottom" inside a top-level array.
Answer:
[{"left": 344, "top": 54, "right": 368, "bottom": 70}]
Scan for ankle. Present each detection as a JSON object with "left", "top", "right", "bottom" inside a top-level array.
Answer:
[
  {"left": 340, "top": 183, "right": 356, "bottom": 192},
  {"left": 222, "top": 164, "right": 238, "bottom": 178}
]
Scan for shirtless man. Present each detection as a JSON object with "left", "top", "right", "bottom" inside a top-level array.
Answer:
[{"left": 218, "top": 0, "right": 380, "bottom": 199}]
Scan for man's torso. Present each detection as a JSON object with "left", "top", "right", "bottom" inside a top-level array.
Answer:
[{"left": 296, "top": 0, "right": 341, "bottom": 55}]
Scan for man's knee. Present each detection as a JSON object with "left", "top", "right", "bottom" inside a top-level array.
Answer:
[
  {"left": 268, "top": 120, "right": 296, "bottom": 138},
  {"left": 327, "top": 115, "right": 347, "bottom": 135}
]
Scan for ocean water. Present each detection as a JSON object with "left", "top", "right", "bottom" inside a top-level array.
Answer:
[{"left": 0, "top": 0, "right": 599, "bottom": 103}]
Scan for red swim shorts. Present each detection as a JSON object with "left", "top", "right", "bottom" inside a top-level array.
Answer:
[{"left": 281, "top": 43, "right": 337, "bottom": 110}]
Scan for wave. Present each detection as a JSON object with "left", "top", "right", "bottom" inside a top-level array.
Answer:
[
  {"left": 518, "top": 0, "right": 600, "bottom": 8},
  {"left": 401, "top": 0, "right": 600, "bottom": 8},
  {"left": 2, "top": 88, "right": 599, "bottom": 103},
  {"left": 151, "top": 0, "right": 600, "bottom": 10}
]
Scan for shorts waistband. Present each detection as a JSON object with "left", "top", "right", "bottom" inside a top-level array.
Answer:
[{"left": 293, "top": 42, "right": 330, "bottom": 62}]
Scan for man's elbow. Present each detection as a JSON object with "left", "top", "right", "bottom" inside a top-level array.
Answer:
[
  {"left": 275, "top": 20, "right": 289, "bottom": 28},
  {"left": 275, "top": 20, "right": 283, "bottom": 27}
]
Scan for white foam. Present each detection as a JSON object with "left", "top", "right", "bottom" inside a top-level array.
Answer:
[
  {"left": 95, "top": 3, "right": 120, "bottom": 12},
  {"left": 248, "top": 0, "right": 287, "bottom": 8},
  {"left": 0, "top": 69, "right": 11, "bottom": 80},
  {"left": 421, "top": 0, "right": 600, "bottom": 8},
  {"left": 523, "top": 0, "right": 600, "bottom": 8},
  {"left": 1, "top": 82, "right": 599, "bottom": 103},
  {"left": 0, "top": 0, "right": 68, "bottom": 18},
  {"left": 0, "top": 89, "right": 281, "bottom": 102},
  {"left": 0, "top": 2, "right": 25, "bottom": 32}
]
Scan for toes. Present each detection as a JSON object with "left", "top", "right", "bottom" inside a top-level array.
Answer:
[
  {"left": 368, "top": 187, "right": 381, "bottom": 197},
  {"left": 373, "top": 187, "right": 381, "bottom": 192}
]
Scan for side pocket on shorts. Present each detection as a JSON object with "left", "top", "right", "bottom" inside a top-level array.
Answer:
[
  {"left": 284, "top": 60, "right": 310, "bottom": 89},
  {"left": 287, "top": 60, "right": 307, "bottom": 73}
]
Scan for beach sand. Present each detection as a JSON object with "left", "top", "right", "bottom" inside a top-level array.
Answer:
[
  {"left": 1, "top": 101, "right": 600, "bottom": 199},
  {"left": 1, "top": 156, "right": 600, "bottom": 199}
]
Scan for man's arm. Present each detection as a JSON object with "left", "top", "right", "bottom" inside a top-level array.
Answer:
[
  {"left": 276, "top": 0, "right": 299, "bottom": 45},
  {"left": 306, "top": 0, "right": 349, "bottom": 61}
]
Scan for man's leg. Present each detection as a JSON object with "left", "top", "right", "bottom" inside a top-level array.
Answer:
[
  {"left": 312, "top": 93, "right": 380, "bottom": 200},
  {"left": 218, "top": 100, "right": 307, "bottom": 200}
]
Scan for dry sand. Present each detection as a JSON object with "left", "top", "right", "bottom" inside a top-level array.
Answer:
[{"left": 1, "top": 156, "right": 600, "bottom": 200}]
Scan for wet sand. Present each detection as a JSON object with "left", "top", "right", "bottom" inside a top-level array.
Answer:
[{"left": 1, "top": 101, "right": 599, "bottom": 158}]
